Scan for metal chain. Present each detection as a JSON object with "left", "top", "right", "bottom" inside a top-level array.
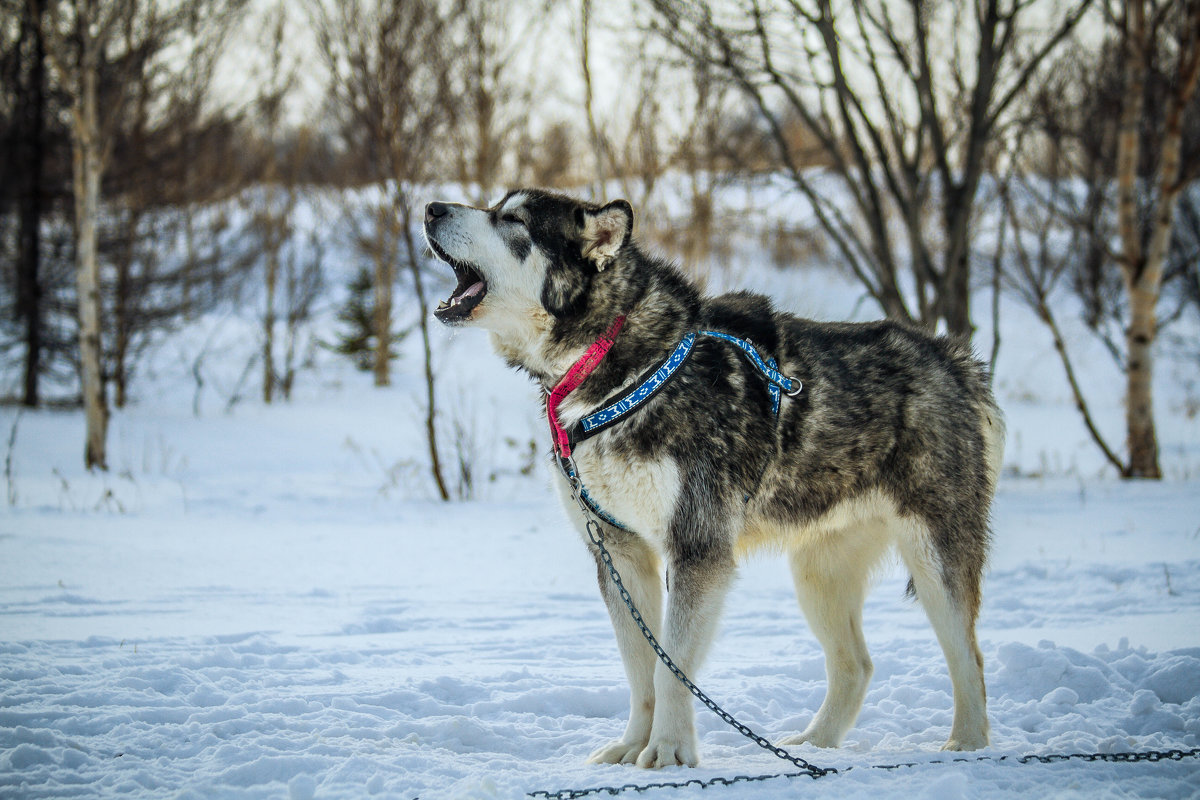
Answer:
[
  {"left": 529, "top": 748, "right": 1200, "bottom": 800},
  {"left": 564, "top": 466, "right": 833, "bottom": 781},
  {"left": 529, "top": 770, "right": 817, "bottom": 799},
  {"left": 537, "top": 462, "right": 1200, "bottom": 800}
]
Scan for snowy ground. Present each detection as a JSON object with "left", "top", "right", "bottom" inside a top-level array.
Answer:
[{"left": 2, "top": 243, "right": 1200, "bottom": 798}]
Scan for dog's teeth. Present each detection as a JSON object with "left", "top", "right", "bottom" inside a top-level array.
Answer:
[{"left": 438, "top": 300, "right": 450, "bottom": 310}]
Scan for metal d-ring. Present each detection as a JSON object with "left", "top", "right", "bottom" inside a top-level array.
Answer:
[{"left": 785, "top": 376, "right": 803, "bottom": 397}]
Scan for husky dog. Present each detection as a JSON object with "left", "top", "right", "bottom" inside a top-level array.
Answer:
[{"left": 423, "top": 190, "right": 1004, "bottom": 769}]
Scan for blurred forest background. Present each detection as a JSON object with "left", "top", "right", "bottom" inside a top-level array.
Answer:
[{"left": 1, "top": 0, "right": 1198, "bottom": 493}]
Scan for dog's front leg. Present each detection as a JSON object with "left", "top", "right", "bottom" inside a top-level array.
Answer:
[
  {"left": 586, "top": 531, "right": 664, "bottom": 765},
  {"left": 636, "top": 518, "right": 735, "bottom": 769}
]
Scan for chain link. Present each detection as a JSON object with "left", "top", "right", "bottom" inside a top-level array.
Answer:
[
  {"left": 530, "top": 748, "right": 1200, "bottom": 799},
  {"left": 542, "top": 465, "right": 1200, "bottom": 800},
  {"left": 529, "top": 771, "right": 817, "bottom": 799}
]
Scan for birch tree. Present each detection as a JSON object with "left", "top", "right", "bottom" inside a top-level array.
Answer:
[
  {"left": 43, "top": 0, "right": 245, "bottom": 466},
  {"left": 44, "top": 0, "right": 113, "bottom": 469},
  {"left": 1003, "top": 0, "right": 1200, "bottom": 479},
  {"left": 1113, "top": 0, "right": 1200, "bottom": 477},
  {"left": 649, "top": 0, "right": 1094, "bottom": 336}
]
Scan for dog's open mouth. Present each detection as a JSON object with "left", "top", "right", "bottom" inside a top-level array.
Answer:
[{"left": 429, "top": 239, "right": 488, "bottom": 323}]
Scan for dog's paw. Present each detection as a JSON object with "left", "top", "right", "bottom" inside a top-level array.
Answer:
[
  {"left": 941, "top": 735, "right": 988, "bottom": 752},
  {"left": 635, "top": 738, "right": 699, "bottom": 769},
  {"left": 778, "top": 730, "right": 841, "bottom": 749},
  {"left": 586, "top": 739, "right": 646, "bottom": 765}
]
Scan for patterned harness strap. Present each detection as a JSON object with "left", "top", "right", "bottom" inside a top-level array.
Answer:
[
  {"left": 568, "top": 329, "right": 800, "bottom": 448},
  {"left": 547, "top": 317, "right": 802, "bottom": 532}
]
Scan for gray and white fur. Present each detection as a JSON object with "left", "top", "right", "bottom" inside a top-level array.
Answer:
[{"left": 423, "top": 189, "right": 1005, "bottom": 768}]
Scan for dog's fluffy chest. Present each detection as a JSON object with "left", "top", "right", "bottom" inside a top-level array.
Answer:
[{"left": 568, "top": 442, "right": 682, "bottom": 547}]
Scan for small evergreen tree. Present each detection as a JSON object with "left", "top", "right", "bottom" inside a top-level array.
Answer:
[{"left": 331, "top": 267, "right": 406, "bottom": 371}]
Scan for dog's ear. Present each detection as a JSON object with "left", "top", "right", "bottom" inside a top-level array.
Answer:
[{"left": 580, "top": 200, "right": 633, "bottom": 271}]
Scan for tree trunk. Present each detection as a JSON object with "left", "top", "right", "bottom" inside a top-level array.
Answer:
[
  {"left": 72, "top": 20, "right": 108, "bottom": 470},
  {"left": 941, "top": 168, "right": 988, "bottom": 338},
  {"left": 942, "top": 240, "right": 973, "bottom": 337},
  {"left": 879, "top": 283, "right": 913, "bottom": 327},
  {"left": 930, "top": 124, "right": 976, "bottom": 331},
  {"left": 113, "top": 266, "right": 130, "bottom": 410},
  {"left": 16, "top": 0, "right": 45, "bottom": 409},
  {"left": 1114, "top": 1, "right": 1145, "bottom": 284},
  {"left": 263, "top": 225, "right": 278, "bottom": 404},
  {"left": 281, "top": 249, "right": 297, "bottom": 401},
  {"left": 580, "top": 0, "right": 606, "bottom": 199},
  {"left": 1114, "top": 0, "right": 1152, "bottom": 477},
  {"left": 1124, "top": 0, "right": 1200, "bottom": 478},
  {"left": 112, "top": 206, "right": 138, "bottom": 410},
  {"left": 1113, "top": 0, "right": 1200, "bottom": 479},
  {"left": 372, "top": 208, "right": 394, "bottom": 388},
  {"left": 400, "top": 206, "right": 450, "bottom": 501},
  {"left": 938, "top": 0, "right": 1001, "bottom": 339},
  {"left": 1124, "top": 290, "right": 1159, "bottom": 477},
  {"left": 473, "top": 79, "right": 494, "bottom": 203}
]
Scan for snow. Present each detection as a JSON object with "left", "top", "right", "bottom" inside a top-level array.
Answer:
[{"left": 3, "top": 218, "right": 1200, "bottom": 798}]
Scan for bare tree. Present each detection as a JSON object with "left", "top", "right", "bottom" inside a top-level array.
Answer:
[
  {"left": 1002, "top": 0, "right": 1200, "bottom": 479},
  {"left": 278, "top": 224, "right": 324, "bottom": 400},
  {"left": 608, "top": 39, "right": 670, "bottom": 211},
  {"left": 251, "top": 6, "right": 296, "bottom": 406},
  {"left": 0, "top": 17, "right": 76, "bottom": 408},
  {"left": 447, "top": 0, "right": 537, "bottom": 203},
  {"left": 998, "top": 156, "right": 1128, "bottom": 474},
  {"left": 650, "top": 0, "right": 1094, "bottom": 336},
  {"left": 312, "top": 0, "right": 456, "bottom": 500},
  {"left": 43, "top": 0, "right": 117, "bottom": 468},
  {"left": 233, "top": 7, "right": 327, "bottom": 405},
  {"left": 103, "top": 1, "right": 245, "bottom": 409},
  {"left": 671, "top": 59, "right": 741, "bottom": 274},
  {"left": 514, "top": 119, "right": 578, "bottom": 187},
  {"left": 42, "top": 0, "right": 246, "bottom": 466},
  {"left": 579, "top": 0, "right": 607, "bottom": 198},
  {"left": 1112, "top": 0, "right": 1200, "bottom": 478},
  {"left": 2, "top": 0, "right": 50, "bottom": 407},
  {"left": 574, "top": 3, "right": 672, "bottom": 206},
  {"left": 250, "top": 133, "right": 326, "bottom": 405}
]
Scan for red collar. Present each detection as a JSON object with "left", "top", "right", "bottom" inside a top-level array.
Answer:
[{"left": 546, "top": 315, "right": 627, "bottom": 460}]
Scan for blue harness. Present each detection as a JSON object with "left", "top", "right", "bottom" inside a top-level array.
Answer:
[{"left": 556, "top": 330, "right": 801, "bottom": 531}]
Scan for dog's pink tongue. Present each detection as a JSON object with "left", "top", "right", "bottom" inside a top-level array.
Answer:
[{"left": 460, "top": 281, "right": 484, "bottom": 299}]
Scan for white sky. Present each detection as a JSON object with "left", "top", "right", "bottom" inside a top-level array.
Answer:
[{"left": 213, "top": 0, "right": 644, "bottom": 134}]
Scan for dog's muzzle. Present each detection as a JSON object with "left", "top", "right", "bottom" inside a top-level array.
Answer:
[{"left": 424, "top": 203, "right": 488, "bottom": 324}]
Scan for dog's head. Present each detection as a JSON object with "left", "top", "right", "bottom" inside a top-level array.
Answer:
[{"left": 423, "top": 190, "right": 632, "bottom": 337}]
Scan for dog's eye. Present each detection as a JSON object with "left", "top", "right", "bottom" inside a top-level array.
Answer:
[{"left": 501, "top": 213, "right": 526, "bottom": 227}]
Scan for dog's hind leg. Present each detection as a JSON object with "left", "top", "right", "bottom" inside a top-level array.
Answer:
[
  {"left": 896, "top": 518, "right": 989, "bottom": 751},
  {"left": 780, "top": 519, "right": 889, "bottom": 748},
  {"left": 586, "top": 532, "right": 664, "bottom": 765}
]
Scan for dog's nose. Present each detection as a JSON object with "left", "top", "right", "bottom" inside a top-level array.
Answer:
[{"left": 425, "top": 202, "right": 450, "bottom": 224}]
